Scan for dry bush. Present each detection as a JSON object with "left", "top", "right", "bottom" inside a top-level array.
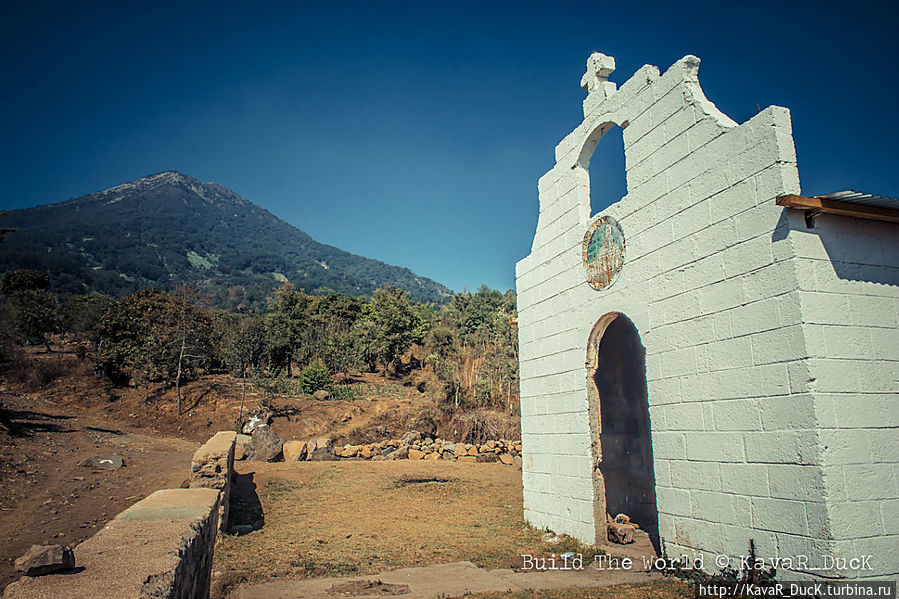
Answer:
[
  {"left": 343, "top": 408, "right": 413, "bottom": 445},
  {"left": 4, "top": 352, "right": 88, "bottom": 390},
  {"left": 446, "top": 409, "right": 520, "bottom": 444},
  {"left": 408, "top": 369, "right": 440, "bottom": 397},
  {"left": 407, "top": 405, "right": 440, "bottom": 438}
]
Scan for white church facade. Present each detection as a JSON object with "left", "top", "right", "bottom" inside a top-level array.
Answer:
[{"left": 515, "top": 53, "right": 899, "bottom": 580}]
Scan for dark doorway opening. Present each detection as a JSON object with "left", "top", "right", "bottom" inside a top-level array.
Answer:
[{"left": 592, "top": 314, "right": 659, "bottom": 552}]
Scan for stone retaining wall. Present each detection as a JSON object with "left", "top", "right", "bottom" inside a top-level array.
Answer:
[
  {"left": 2, "top": 488, "right": 220, "bottom": 599},
  {"left": 189, "top": 431, "right": 236, "bottom": 532},
  {"left": 245, "top": 430, "right": 523, "bottom": 465},
  {"left": 338, "top": 436, "right": 522, "bottom": 464},
  {"left": 3, "top": 431, "right": 237, "bottom": 599}
]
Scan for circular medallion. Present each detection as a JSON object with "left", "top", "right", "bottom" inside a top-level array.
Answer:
[{"left": 582, "top": 216, "right": 625, "bottom": 290}]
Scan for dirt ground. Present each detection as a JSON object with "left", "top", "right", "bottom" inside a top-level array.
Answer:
[
  {"left": 0, "top": 388, "right": 197, "bottom": 592},
  {"left": 216, "top": 461, "right": 603, "bottom": 591},
  {"left": 216, "top": 460, "right": 548, "bottom": 580},
  {"left": 465, "top": 581, "right": 692, "bottom": 599},
  {"left": 0, "top": 348, "right": 450, "bottom": 593},
  {"left": 20, "top": 346, "right": 433, "bottom": 445},
  {"left": 216, "top": 461, "right": 688, "bottom": 599},
  {"left": 0, "top": 349, "right": 683, "bottom": 598}
]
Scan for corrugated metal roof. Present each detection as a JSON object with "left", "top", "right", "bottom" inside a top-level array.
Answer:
[{"left": 816, "top": 191, "right": 899, "bottom": 210}]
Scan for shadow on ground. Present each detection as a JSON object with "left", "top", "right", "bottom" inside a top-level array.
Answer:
[
  {"left": 0, "top": 409, "right": 78, "bottom": 436},
  {"left": 230, "top": 472, "right": 264, "bottom": 531}
]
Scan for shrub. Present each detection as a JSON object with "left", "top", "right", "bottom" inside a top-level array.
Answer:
[
  {"left": 448, "top": 409, "right": 520, "bottom": 444},
  {"left": 325, "top": 384, "right": 362, "bottom": 401},
  {"left": 300, "top": 360, "right": 330, "bottom": 394},
  {"left": 5, "top": 353, "right": 84, "bottom": 390}
]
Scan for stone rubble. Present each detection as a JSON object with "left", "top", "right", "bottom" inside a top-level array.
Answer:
[{"left": 236, "top": 430, "right": 522, "bottom": 465}]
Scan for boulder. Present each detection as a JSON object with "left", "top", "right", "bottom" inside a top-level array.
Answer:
[
  {"left": 457, "top": 455, "right": 477, "bottom": 463},
  {"left": 425, "top": 451, "right": 440, "bottom": 461},
  {"left": 309, "top": 438, "right": 336, "bottom": 461},
  {"left": 408, "top": 449, "right": 425, "bottom": 460},
  {"left": 360, "top": 446, "right": 372, "bottom": 459},
  {"left": 342, "top": 446, "right": 359, "bottom": 458},
  {"left": 499, "top": 453, "right": 514, "bottom": 465},
  {"left": 391, "top": 445, "right": 409, "bottom": 460},
  {"left": 513, "top": 455, "right": 522, "bottom": 467},
  {"left": 304, "top": 440, "right": 316, "bottom": 460},
  {"left": 247, "top": 425, "right": 284, "bottom": 462},
  {"left": 313, "top": 390, "right": 329, "bottom": 401},
  {"left": 234, "top": 434, "right": 252, "bottom": 460},
  {"left": 282, "top": 440, "right": 307, "bottom": 462},
  {"left": 453, "top": 444, "right": 467, "bottom": 457},
  {"left": 15, "top": 545, "right": 75, "bottom": 576},
  {"left": 467, "top": 446, "right": 478, "bottom": 456}
]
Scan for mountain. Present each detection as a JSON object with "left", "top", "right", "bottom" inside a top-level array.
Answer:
[{"left": 0, "top": 171, "right": 452, "bottom": 307}]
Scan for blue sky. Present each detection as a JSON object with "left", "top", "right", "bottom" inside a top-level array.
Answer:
[{"left": 1, "top": 0, "right": 897, "bottom": 293}]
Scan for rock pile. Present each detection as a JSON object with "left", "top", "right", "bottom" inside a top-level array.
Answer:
[{"left": 238, "top": 430, "right": 522, "bottom": 466}]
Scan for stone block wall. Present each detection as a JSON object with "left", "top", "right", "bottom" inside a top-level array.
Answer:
[
  {"left": 3, "top": 430, "right": 239, "bottom": 598},
  {"left": 190, "top": 430, "right": 237, "bottom": 531},
  {"left": 516, "top": 52, "right": 899, "bottom": 580},
  {"left": 2, "top": 488, "right": 221, "bottom": 599}
]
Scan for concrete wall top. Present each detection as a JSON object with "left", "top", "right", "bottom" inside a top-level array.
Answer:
[{"left": 3, "top": 488, "right": 220, "bottom": 599}]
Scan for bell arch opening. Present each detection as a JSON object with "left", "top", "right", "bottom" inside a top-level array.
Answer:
[
  {"left": 577, "top": 122, "right": 627, "bottom": 218},
  {"left": 586, "top": 312, "right": 659, "bottom": 552}
]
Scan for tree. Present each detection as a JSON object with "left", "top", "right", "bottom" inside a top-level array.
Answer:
[
  {"left": 0, "top": 211, "right": 16, "bottom": 244},
  {"left": 309, "top": 293, "right": 364, "bottom": 375},
  {"left": 355, "top": 286, "right": 421, "bottom": 375},
  {"left": 1, "top": 270, "right": 49, "bottom": 294},
  {"left": 264, "top": 282, "right": 307, "bottom": 377},
  {"left": 422, "top": 287, "right": 519, "bottom": 411},
  {"left": 0, "top": 301, "right": 16, "bottom": 365},
  {"left": 214, "top": 311, "right": 267, "bottom": 422},
  {"left": 6, "top": 290, "right": 60, "bottom": 352},
  {"left": 63, "top": 294, "right": 115, "bottom": 348},
  {"left": 0, "top": 270, "right": 60, "bottom": 352},
  {"left": 96, "top": 289, "right": 211, "bottom": 409},
  {"left": 0, "top": 217, "right": 19, "bottom": 431},
  {"left": 172, "top": 285, "right": 212, "bottom": 415},
  {"left": 300, "top": 359, "right": 330, "bottom": 394}
]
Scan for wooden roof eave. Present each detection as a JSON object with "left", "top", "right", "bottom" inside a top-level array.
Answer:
[{"left": 776, "top": 194, "right": 899, "bottom": 225}]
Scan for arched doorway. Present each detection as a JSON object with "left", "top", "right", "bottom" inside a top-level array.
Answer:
[{"left": 586, "top": 312, "right": 659, "bottom": 551}]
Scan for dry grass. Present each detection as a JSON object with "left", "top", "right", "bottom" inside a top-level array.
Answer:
[
  {"left": 459, "top": 580, "right": 692, "bottom": 598},
  {"left": 214, "top": 460, "right": 596, "bottom": 582}
]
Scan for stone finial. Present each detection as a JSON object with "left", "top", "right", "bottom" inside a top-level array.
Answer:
[{"left": 580, "top": 52, "right": 616, "bottom": 93}]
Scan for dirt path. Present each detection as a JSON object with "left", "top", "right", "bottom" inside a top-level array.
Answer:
[
  {"left": 233, "top": 560, "right": 670, "bottom": 599},
  {"left": 0, "top": 388, "right": 198, "bottom": 592}
]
